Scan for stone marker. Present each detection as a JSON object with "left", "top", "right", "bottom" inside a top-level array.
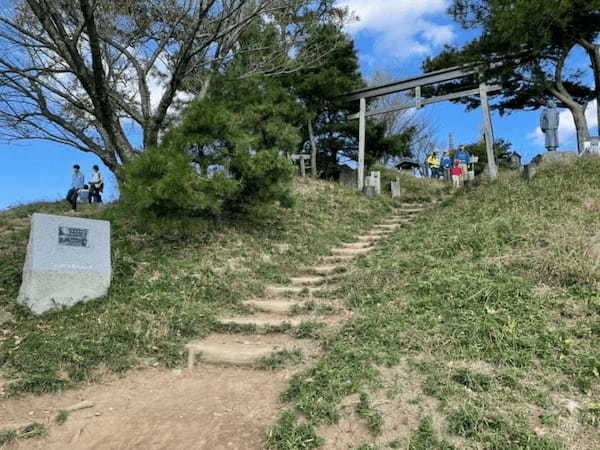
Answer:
[
  {"left": 364, "top": 171, "right": 381, "bottom": 195},
  {"left": 391, "top": 177, "right": 401, "bottom": 198},
  {"left": 18, "top": 213, "right": 111, "bottom": 315}
]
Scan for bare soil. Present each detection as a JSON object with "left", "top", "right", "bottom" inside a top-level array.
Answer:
[{"left": 1, "top": 365, "right": 293, "bottom": 450}]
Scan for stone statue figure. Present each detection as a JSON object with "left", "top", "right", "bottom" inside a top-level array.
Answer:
[{"left": 540, "top": 100, "right": 560, "bottom": 151}]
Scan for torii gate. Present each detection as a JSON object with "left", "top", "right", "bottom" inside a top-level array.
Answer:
[{"left": 343, "top": 65, "right": 501, "bottom": 190}]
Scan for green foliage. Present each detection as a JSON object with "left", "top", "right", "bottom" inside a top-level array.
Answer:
[
  {"left": 120, "top": 145, "right": 240, "bottom": 217},
  {"left": 120, "top": 70, "right": 298, "bottom": 218},
  {"left": 0, "top": 423, "right": 47, "bottom": 445},
  {"left": 285, "top": 24, "right": 415, "bottom": 178},
  {"left": 356, "top": 392, "right": 384, "bottom": 436},
  {"left": 424, "top": 0, "right": 597, "bottom": 118},
  {"left": 55, "top": 410, "right": 69, "bottom": 425},
  {"left": 409, "top": 417, "right": 455, "bottom": 450},
  {"left": 461, "top": 138, "right": 513, "bottom": 175},
  {"left": 257, "top": 350, "right": 304, "bottom": 370},
  {"left": 265, "top": 411, "right": 323, "bottom": 450}
]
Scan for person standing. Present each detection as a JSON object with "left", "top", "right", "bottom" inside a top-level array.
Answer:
[
  {"left": 66, "top": 164, "right": 85, "bottom": 211},
  {"left": 88, "top": 165, "right": 104, "bottom": 203},
  {"left": 450, "top": 160, "right": 463, "bottom": 190},
  {"left": 426, "top": 152, "right": 441, "bottom": 179},
  {"left": 454, "top": 145, "right": 471, "bottom": 184},
  {"left": 441, "top": 151, "right": 453, "bottom": 183}
]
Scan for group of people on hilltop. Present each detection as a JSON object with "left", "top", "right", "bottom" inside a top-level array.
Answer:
[
  {"left": 426, "top": 145, "right": 472, "bottom": 190},
  {"left": 66, "top": 164, "right": 104, "bottom": 211}
]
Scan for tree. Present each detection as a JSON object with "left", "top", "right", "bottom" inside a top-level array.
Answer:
[
  {"left": 286, "top": 26, "right": 414, "bottom": 178},
  {"left": 120, "top": 69, "right": 300, "bottom": 217},
  {"left": 0, "top": 0, "right": 346, "bottom": 179},
  {"left": 426, "top": 0, "right": 600, "bottom": 153},
  {"left": 462, "top": 138, "right": 512, "bottom": 175}
]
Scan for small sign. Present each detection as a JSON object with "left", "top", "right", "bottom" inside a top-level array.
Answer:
[{"left": 58, "top": 226, "right": 89, "bottom": 247}]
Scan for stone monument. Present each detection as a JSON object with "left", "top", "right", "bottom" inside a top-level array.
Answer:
[
  {"left": 540, "top": 101, "right": 560, "bottom": 152},
  {"left": 391, "top": 177, "right": 401, "bottom": 198},
  {"left": 18, "top": 213, "right": 111, "bottom": 315},
  {"left": 364, "top": 171, "right": 381, "bottom": 195}
]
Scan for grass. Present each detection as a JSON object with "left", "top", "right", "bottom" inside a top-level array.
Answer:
[
  {"left": 268, "top": 157, "right": 600, "bottom": 448},
  {"left": 257, "top": 349, "right": 304, "bottom": 370},
  {"left": 0, "top": 422, "right": 47, "bottom": 445},
  {"left": 0, "top": 177, "right": 418, "bottom": 396}
]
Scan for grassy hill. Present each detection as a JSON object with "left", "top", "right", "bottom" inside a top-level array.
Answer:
[
  {"left": 2, "top": 157, "right": 599, "bottom": 449},
  {"left": 267, "top": 157, "right": 600, "bottom": 449},
  {"left": 0, "top": 174, "right": 445, "bottom": 399}
]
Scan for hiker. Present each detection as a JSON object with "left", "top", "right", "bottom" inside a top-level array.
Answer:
[
  {"left": 441, "top": 151, "right": 453, "bottom": 183},
  {"left": 88, "top": 164, "right": 104, "bottom": 203},
  {"left": 450, "top": 160, "right": 463, "bottom": 190},
  {"left": 426, "top": 152, "right": 441, "bottom": 179},
  {"left": 66, "top": 164, "right": 85, "bottom": 211},
  {"left": 454, "top": 145, "right": 471, "bottom": 183}
]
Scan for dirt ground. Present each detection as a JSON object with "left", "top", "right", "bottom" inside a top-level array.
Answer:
[{"left": 1, "top": 365, "right": 293, "bottom": 450}]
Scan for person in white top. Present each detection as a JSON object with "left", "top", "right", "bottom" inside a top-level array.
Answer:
[{"left": 89, "top": 165, "right": 104, "bottom": 203}]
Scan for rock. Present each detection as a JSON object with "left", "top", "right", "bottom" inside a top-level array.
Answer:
[
  {"left": 524, "top": 151, "right": 577, "bottom": 180},
  {"left": 17, "top": 213, "right": 111, "bottom": 315}
]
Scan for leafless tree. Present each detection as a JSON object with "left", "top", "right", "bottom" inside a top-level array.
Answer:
[
  {"left": 368, "top": 70, "right": 439, "bottom": 165},
  {"left": 0, "top": 0, "right": 345, "bottom": 179}
]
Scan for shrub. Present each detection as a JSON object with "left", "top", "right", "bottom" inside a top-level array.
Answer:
[{"left": 120, "top": 146, "right": 295, "bottom": 218}]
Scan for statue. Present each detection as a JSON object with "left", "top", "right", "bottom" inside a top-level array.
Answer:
[{"left": 540, "top": 100, "right": 560, "bottom": 151}]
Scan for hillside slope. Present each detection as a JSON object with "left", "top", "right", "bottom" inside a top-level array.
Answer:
[
  {"left": 269, "top": 157, "right": 600, "bottom": 449},
  {"left": 0, "top": 175, "right": 445, "bottom": 399}
]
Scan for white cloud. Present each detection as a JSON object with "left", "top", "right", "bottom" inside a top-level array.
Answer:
[
  {"left": 528, "top": 101, "right": 598, "bottom": 148},
  {"left": 338, "top": 0, "right": 456, "bottom": 60}
]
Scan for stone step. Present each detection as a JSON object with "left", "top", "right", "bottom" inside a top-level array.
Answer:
[
  {"left": 309, "top": 264, "right": 348, "bottom": 275},
  {"left": 342, "top": 242, "right": 372, "bottom": 249},
  {"left": 365, "top": 230, "right": 393, "bottom": 237},
  {"left": 382, "top": 216, "right": 412, "bottom": 223},
  {"left": 245, "top": 298, "right": 308, "bottom": 314},
  {"left": 396, "top": 208, "right": 425, "bottom": 214},
  {"left": 372, "top": 224, "right": 400, "bottom": 230},
  {"left": 289, "top": 276, "right": 325, "bottom": 286},
  {"left": 331, "top": 247, "right": 374, "bottom": 256},
  {"left": 356, "top": 235, "right": 379, "bottom": 242},
  {"left": 265, "top": 284, "right": 325, "bottom": 296},
  {"left": 186, "top": 340, "right": 294, "bottom": 369},
  {"left": 321, "top": 254, "right": 356, "bottom": 263},
  {"left": 218, "top": 315, "right": 307, "bottom": 331}
]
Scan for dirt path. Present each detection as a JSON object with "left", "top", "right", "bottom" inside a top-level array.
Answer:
[
  {"left": 2, "top": 366, "right": 291, "bottom": 450},
  {"left": 1, "top": 203, "right": 433, "bottom": 449}
]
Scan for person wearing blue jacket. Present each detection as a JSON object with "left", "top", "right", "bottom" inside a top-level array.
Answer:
[
  {"left": 454, "top": 145, "right": 471, "bottom": 183},
  {"left": 441, "top": 151, "right": 453, "bottom": 182}
]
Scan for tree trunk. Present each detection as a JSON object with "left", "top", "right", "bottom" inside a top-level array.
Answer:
[
  {"left": 571, "top": 104, "right": 590, "bottom": 154},
  {"left": 580, "top": 40, "right": 600, "bottom": 135},
  {"left": 307, "top": 119, "right": 317, "bottom": 178}
]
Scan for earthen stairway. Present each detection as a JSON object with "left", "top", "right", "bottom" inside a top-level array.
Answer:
[{"left": 185, "top": 202, "right": 435, "bottom": 369}]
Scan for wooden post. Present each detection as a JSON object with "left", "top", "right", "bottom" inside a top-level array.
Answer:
[
  {"left": 479, "top": 82, "right": 498, "bottom": 180},
  {"left": 415, "top": 86, "right": 422, "bottom": 109},
  {"left": 308, "top": 120, "right": 318, "bottom": 178},
  {"left": 299, "top": 156, "right": 306, "bottom": 177},
  {"left": 358, "top": 97, "right": 366, "bottom": 191}
]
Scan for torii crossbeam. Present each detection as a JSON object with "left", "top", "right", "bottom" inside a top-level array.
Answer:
[{"left": 342, "top": 65, "right": 501, "bottom": 190}]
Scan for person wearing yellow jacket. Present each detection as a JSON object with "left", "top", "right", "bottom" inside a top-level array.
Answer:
[{"left": 426, "top": 152, "right": 441, "bottom": 179}]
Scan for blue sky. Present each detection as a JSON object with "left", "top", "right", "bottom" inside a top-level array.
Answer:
[{"left": 0, "top": 0, "right": 595, "bottom": 210}]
